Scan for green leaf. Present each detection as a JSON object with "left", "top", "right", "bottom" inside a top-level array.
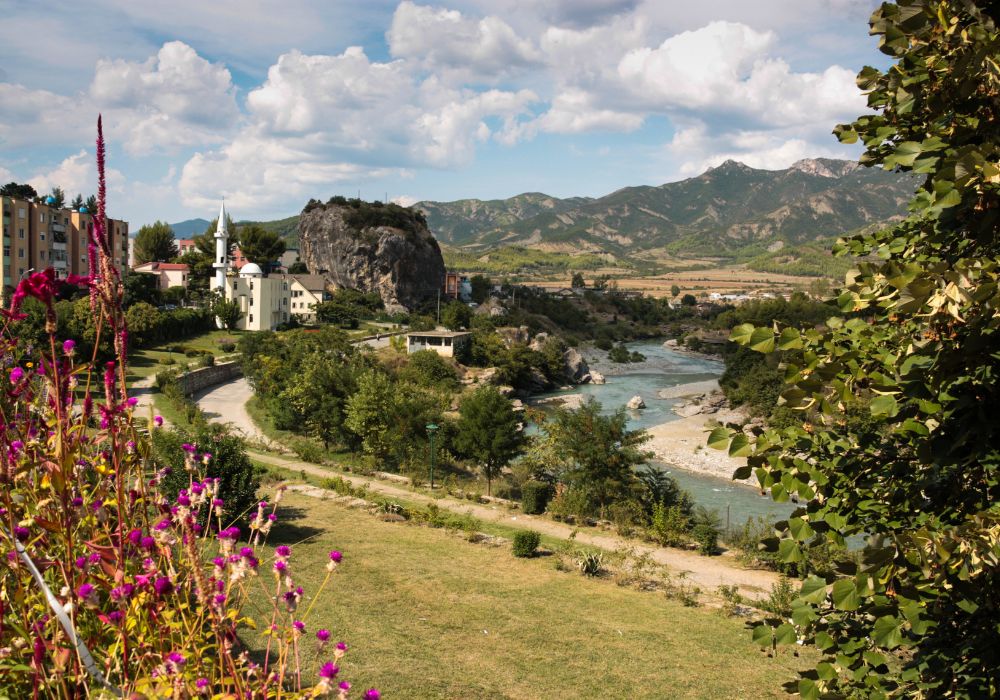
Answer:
[
  {"left": 778, "top": 538, "right": 803, "bottom": 563},
  {"left": 748, "top": 327, "right": 776, "bottom": 353},
  {"left": 872, "top": 615, "right": 903, "bottom": 649},
  {"left": 774, "top": 623, "right": 798, "bottom": 646},
  {"left": 870, "top": 394, "right": 899, "bottom": 418},
  {"left": 788, "top": 517, "right": 815, "bottom": 541},
  {"left": 798, "top": 679, "right": 820, "bottom": 700},
  {"left": 729, "top": 323, "right": 754, "bottom": 345},
  {"left": 798, "top": 575, "right": 829, "bottom": 604},
  {"left": 751, "top": 623, "right": 773, "bottom": 647},
  {"left": 707, "top": 426, "right": 731, "bottom": 451},
  {"left": 831, "top": 579, "right": 860, "bottom": 611},
  {"left": 777, "top": 327, "right": 803, "bottom": 350},
  {"left": 728, "top": 433, "right": 751, "bottom": 457},
  {"left": 732, "top": 465, "right": 752, "bottom": 480}
]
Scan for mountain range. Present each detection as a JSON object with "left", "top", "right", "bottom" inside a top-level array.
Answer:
[
  {"left": 414, "top": 158, "right": 916, "bottom": 259},
  {"left": 169, "top": 158, "right": 916, "bottom": 261}
]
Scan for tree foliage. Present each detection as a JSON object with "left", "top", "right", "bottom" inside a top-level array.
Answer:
[
  {"left": 134, "top": 220, "right": 178, "bottom": 264},
  {"left": 0, "top": 182, "right": 37, "bottom": 199},
  {"left": 454, "top": 386, "right": 525, "bottom": 495},
  {"left": 212, "top": 294, "right": 243, "bottom": 330},
  {"left": 238, "top": 224, "right": 286, "bottom": 273},
  {"left": 441, "top": 300, "right": 471, "bottom": 330},
  {"left": 48, "top": 186, "right": 65, "bottom": 209},
  {"left": 713, "top": 3, "right": 1000, "bottom": 696}
]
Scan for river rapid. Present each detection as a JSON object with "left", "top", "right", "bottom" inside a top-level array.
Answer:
[{"left": 536, "top": 339, "right": 795, "bottom": 529}]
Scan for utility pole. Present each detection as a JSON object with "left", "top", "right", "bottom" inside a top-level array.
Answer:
[
  {"left": 426, "top": 423, "right": 439, "bottom": 490},
  {"left": 436, "top": 288, "right": 441, "bottom": 325}
]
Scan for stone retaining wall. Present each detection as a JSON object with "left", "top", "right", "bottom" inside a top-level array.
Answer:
[{"left": 177, "top": 361, "right": 243, "bottom": 395}]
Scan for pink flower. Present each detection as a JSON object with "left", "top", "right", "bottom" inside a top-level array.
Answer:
[
  {"left": 153, "top": 577, "right": 174, "bottom": 596},
  {"left": 293, "top": 620, "right": 305, "bottom": 634},
  {"left": 63, "top": 339, "right": 75, "bottom": 355},
  {"left": 316, "top": 629, "right": 331, "bottom": 643},
  {"left": 318, "top": 662, "right": 339, "bottom": 680},
  {"left": 9, "top": 367, "right": 23, "bottom": 384},
  {"left": 364, "top": 689, "right": 381, "bottom": 700},
  {"left": 153, "top": 415, "right": 163, "bottom": 427},
  {"left": 329, "top": 550, "right": 343, "bottom": 563}
]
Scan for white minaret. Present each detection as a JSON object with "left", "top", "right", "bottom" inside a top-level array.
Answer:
[{"left": 212, "top": 200, "right": 229, "bottom": 291}]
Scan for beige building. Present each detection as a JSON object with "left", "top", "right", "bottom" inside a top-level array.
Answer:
[
  {"left": 406, "top": 330, "right": 471, "bottom": 358},
  {"left": 133, "top": 261, "right": 189, "bottom": 290},
  {"left": 0, "top": 195, "right": 128, "bottom": 298},
  {"left": 223, "top": 262, "right": 291, "bottom": 331},
  {"left": 287, "top": 274, "right": 329, "bottom": 323}
]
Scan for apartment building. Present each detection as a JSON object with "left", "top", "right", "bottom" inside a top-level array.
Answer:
[{"left": 0, "top": 196, "right": 129, "bottom": 297}]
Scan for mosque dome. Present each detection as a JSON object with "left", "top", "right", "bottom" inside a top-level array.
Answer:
[
  {"left": 239, "top": 262, "right": 263, "bottom": 277},
  {"left": 45, "top": 196, "right": 56, "bottom": 205}
]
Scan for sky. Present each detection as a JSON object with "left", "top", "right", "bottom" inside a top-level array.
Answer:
[{"left": 0, "top": 0, "right": 886, "bottom": 228}]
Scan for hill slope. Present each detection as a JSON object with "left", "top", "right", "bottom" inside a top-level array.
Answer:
[{"left": 416, "top": 158, "right": 915, "bottom": 258}]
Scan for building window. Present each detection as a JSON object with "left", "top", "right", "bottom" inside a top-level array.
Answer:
[
  {"left": 18, "top": 249, "right": 24, "bottom": 259},
  {"left": 18, "top": 229, "right": 24, "bottom": 239},
  {"left": 249, "top": 314, "right": 253, "bottom": 323},
  {"left": 40, "top": 232, "right": 45, "bottom": 241},
  {"left": 40, "top": 251, "right": 45, "bottom": 260},
  {"left": 18, "top": 208, "right": 25, "bottom": 219}
]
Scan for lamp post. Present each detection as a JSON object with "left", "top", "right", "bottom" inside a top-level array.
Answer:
[{"left": 426, "top": 422, "right": 439, "bottom": 490}]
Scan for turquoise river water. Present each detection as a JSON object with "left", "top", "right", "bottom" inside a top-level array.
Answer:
[{"left": 535, "top": 339, "right": 795, "bottom": 529}]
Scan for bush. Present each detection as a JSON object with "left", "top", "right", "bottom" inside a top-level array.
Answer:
[
  {"left": 219, "top": 341, "right": 236, "bottom": 352},
  {"left": 692, "top": 524, "right": 719, "bottom": 555},
  {"left": 650, "top": 502, "right": 689, "bottom": 547},
  {"left": 576, "top": 551, "right": 604, "bottom": 576},
  {"left": 291, "top": 438, "right": 326, "bottom": 464},
  {"left": 520, "top": 480, "right": 552, "bottom": 514},
  {"left": 512, "top": 530, "right": 541, "bottom": 557},
  {"left": 199, "top": 354, "right": 216, "bottom": 367}
]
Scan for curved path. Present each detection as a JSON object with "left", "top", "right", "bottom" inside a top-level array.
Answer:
[{"left": 194, "top": 375, "right": 782, "bottom": 599}]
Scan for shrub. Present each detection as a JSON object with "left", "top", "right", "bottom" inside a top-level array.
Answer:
[
  {"left": 199, "top": 353, "right": 215, "bottom": 367},
  {"left": 521, "top": 480, "right": 552, "bottom": 514},
  {"left": 692, "top": 523, "right": 719, "bottom": 555},
  {"left": 291, "top": 438, "right": 326, "bottom": 464},
  {"left": 576, "top": 551, "right": 604, "bottom": 576},
  {"left": 650, "top": 502, "right": 690, "bottom": 547},
  {"left": 512, "top": 530, "right": 542, "bottom": 557},
  {"left": 219, "top": 341, "right": 236, "bottom": 352}
]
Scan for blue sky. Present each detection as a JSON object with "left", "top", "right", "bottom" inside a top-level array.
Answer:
[{"left": 0, "top": 0, "right": 884, "bottom": 228}]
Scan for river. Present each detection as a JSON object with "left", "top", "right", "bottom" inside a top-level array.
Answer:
[{"left": 535, "top": 339, "right": 795, "bottom": 529}]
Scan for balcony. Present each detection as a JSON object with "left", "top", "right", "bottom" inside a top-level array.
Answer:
[
  {"left": 51, "top": 240, "right": 66, "bottom": 251},
  {"left": 51, "top": 222, "right": 66, "bottom": 233}
]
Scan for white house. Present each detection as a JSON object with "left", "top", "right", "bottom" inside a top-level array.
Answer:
[
  {"left": 286, "top": 274, "right": 329, "bottom": 323},
  {"left": 406, "top": 330, "right": 471, "bottom": 358}
]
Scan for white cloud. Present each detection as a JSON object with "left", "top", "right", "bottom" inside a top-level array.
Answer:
[
  {"left": 91, "top": 41, "right": 240, "bottom": 154},
  {"left": 27, "top": 150, "right": 126, "bottom": 199},
  {"left": 0, "top": 84, "right": 90, "bottom": 149},
  {"left": 388, "top": 1, "right": 541, "bottom": 81},
  {"left": 392, "top": 194, "right": 419, "bottom": 207}
]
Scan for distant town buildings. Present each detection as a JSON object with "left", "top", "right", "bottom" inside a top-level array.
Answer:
[
  {"left": 0, "top": 195, "right": 128, "bottom": 301},
  {"left": 211, "top": 202, "right": 330, "bottom": 331},
  {"left": 443, "top": 272, "right": 471, "bottom": 302}
]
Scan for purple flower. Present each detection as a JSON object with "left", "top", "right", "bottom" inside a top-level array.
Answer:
[
  {"left": 339, "top": 681, "right": 352, "bottom": 692},
  {"left": 318, "top": 662, "right": 339, "bottom": 680},
  {"left": 176, "top": 494, "right": 191, "bottom": 507},
  {"left": 153, "top": 415, "right": 163, "bottom": 427},
  {"left": 75, "top": 556, "right": 88, "bottom": 569},
  {"left": 213, "top": 593, "right": 227, "bottom": 606},
  {"left": 181, "top": 443, "right": 196, "bottom": 453},
  {"left": 329, "top": 550, "right": 343, "bottom": 563},
  {"left": 126, "top": 397, "right": 138, "bottom": 407},
  {"left": 71, "top": 497, "right": 83, "bottom": 507},
  {"left": 273, "top": 560, "right": 288, "bottom": 574},
  {"left": 364, "top": 689, "right": 381, "bottom": 700},
  {"left": 196, "top": 678, "right": 209, "bottom": 689},
  {"left": 9, "top": 367, "right": 23, "bottom": 384},
  {"left": 212, "top": 498, "right": 224, "bottom": 508},
  {"left": 212, "top": 556, "right": 226, "bottom": 569},
  {"left": 240, "top": 547, "right": 254, "bottom": 558},
  {"left": 108, "top": 610, "right": 124, "bottom": 624},
  {"left": 293, "top": 620, "right": 305, "bottom": 633},
  {"left": 275, "top": 545, "right": 290, "bottom": 557},
  {"left": 316, "top": 629, "right": 331, "bottom": 643},
  {"left": 217, "top": 526, "right": 240, "bottom": 541},
  {"left": 63, "top": 339, "right": 76, "bottom": 355},
  {"left": 13, "top": 526, "right": 29, "bottom": 541},
  {"left": 268, "top": 513, "right": 277, "bottom": 522},
  {"left": 10, "top": 440, "right": 23, "bottom": 453},
  {"left": 141, "top": 536, "right": 155, "bottom": 550},
  {"left": 127, "top": 529, "right": 142, "bottom": 545},
  {"left": 153, "top": 577, "right": 174, "bottom": 596},
  {"left": 336, "top": 642, "right": 347, "bottom": 652},
  {"left": 77, "top": 583, "right": 94, "bottom": 599}
]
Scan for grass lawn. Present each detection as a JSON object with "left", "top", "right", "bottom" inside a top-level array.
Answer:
[
  {"left": 245, "top": 491, "right": 811, "bottom": 698},
  {"left": 127, "top": 329, "right": 242, "bottom": 381}
]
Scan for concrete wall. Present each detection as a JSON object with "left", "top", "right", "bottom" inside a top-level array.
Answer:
[{"left": 177, "top": 361, "right": 243, "bottom": 395}]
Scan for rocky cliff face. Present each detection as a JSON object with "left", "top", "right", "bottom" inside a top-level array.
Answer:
[{"left": 297, "top": 201, "right": 445, "bottom": 313}]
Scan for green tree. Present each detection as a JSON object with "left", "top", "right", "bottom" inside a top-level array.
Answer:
[
  {"left": 469, "top": 274, "right": 491, "bottom": 304},
  {"left": 70, "top": 193, "right": 84, "bottom": 211},
  {"left": 133, "top": 221, "right": 178, "bottom": 264},
  {"left": 570, "top": 272, "right": 586, "bottom": 289},
  {"left": 124, "top": 302, "right": 161, "bottom": 347},
  {"left": 344, "top": 370, "right": 396, "bottom": 460},
  {"left": 0, "top": 182, "right": 37, "bottom": 199},
  {"left": 212, "top": 294, "right": 243, "bottom": 330},
  {"left": 48, "top": 187, "right": 65, "bottom": 209},
  {"left": 315, "top": 300, "right": 360, "bottom": 328},
  {"left": 122, "top": 272, "right": 160, "bottom": 308},
  {"left": 441, "top": 300, "right": 471, "bottom": 330},
  {"left": 281, "top": 352, "right": 357, "bottom": 448},
  {"left": 670, "top": 284, "right": 680, "bottom": 298},
  {"left": 547, "top": 399, "right": 651, "bottom": 514},
  {"left": 714, "top": 3, "right": 1000, "bottom": 696},
  {"left": 454, "top": 386, "right": 525, "bottom": 496},
  {"left": 680, "top": 294, "right": 697, "bottom": 306},
  {"left": 237, "top": 224, "right": 286, "bottom": 274},
  {"left": 84, "top": 195, "right": 97, "bottom": 213},
  {"left": 288, "top": 261, "right": 309, "bottom": 274}
]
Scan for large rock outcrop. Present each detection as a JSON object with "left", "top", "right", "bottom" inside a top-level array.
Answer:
[{"left": 297, "top": 200, "right": 445, "bottom": 313}]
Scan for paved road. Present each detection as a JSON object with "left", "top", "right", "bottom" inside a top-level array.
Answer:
[{"left": 193, "top": 377, "right": 276, "bottom": 448}]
